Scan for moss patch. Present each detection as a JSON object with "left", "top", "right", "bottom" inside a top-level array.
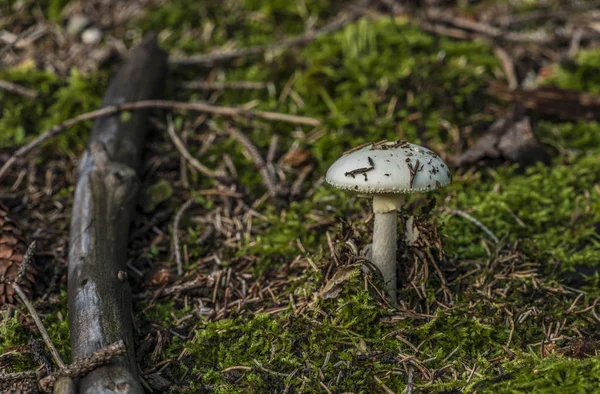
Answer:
[{"left": 4, "top": 1, "right": 600, "bottom": 393}]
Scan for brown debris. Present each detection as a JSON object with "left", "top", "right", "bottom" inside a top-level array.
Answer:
[
  {"left": 458, "top": 106, "right": 550, "bottom": 168},
  {"left": 557, "top": 338, "right": 600, "bottom": 359},
  {"left": 489, "top": 82, "right": 600, "bottom": 122},
  {"left": 0, "top": 201, "right": 37, "bottom": 305},
  {"left": 281, "top": 148, "right": 313, "bottom": 168}
]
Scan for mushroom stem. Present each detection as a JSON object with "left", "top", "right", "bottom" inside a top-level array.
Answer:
[
  {"left": 372, "top": 194, "right": 405, "bottom": 303},
  {"left": 373, "top": 211, "right": 397, "bottom": 302}
]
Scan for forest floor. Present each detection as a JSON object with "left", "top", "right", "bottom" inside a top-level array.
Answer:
[{"left": 2, "top": 0, "right": 600, "bottom": 393}]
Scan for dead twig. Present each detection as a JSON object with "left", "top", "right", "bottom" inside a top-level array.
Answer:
[
  {"left": 12, "top": 282, "right": 66, "bottom": 370},
  {"left": 0, "top": 371, "right": 37, "bottom": 382},
  {"left": 374, "top": 376, "right": 395, "bottom": 394},
  {"left": 0, "top": 99, "right": 320, "bottom": 181},
  {"left": 0, "top": 80, "right": 38, "bottom": 99},
  {"left": 494, "top": 47, "right": 518, "bottom": 89},
  {"left": 173, "top": 198, "right": 195, "bottom": 277},
  {"left": 440, "top": 208, "right": 499, "bottom": 244},
  {"left": 166, "top": 115, "right": 220, "bottom": 178},
  {"left": 406, "top": 366, "right": 415, "bottom": 394},
  {"left": 0, "top": 341, "right": 126, "bottom": 392},
  {"left": 133, "top": 276, "right": 206, "bottom": 300},
  {"left": 178, "top": 80, "right": 268, "bottom": 90},
  {"left": 39, "top": 341, "right": 126, "bottom": 391},
  {"left": 291, "top": 164, "right": 314, "bottom": 198},
  {"left": 211, "top": 121, "right": 281, "bottom": 198},
  {"left": 424, "top": 8, "right": 552, "bottom": 45},
  {"left": 16, "top": 240, "right": 36, "bottom": 283}
]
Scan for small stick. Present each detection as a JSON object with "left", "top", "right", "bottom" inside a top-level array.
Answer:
[
  {"left": 12, "top": 282, "right": 66, "bottom": 369},
  {"left": 211, "top": 121, "right": 280, "bottom": 198},
  {"left": 266, "top": 135, "right": 279, "bottom": 180},
  {"left": 40, "top": 341, "right": 126, "bottom": 391},
  {"left": 166, "top": 115, "right": 220, "bottom": 178},
  {"left": 178, "top": 81, "right": 267, "bottom": 90},
  {"left": 0, "top": 371, "right": 37, "bottom": 382},
  {"left": 0, "top": 99, "right": 320, "bottom": 181},
  {"left": 374, "top": 376, "right": 395, "bottom": 394},
  {"left": 0, "top": 80, "right": 38, "bottom": 99},
  {"left": 291, "top": 165, "right": 314, "bottom": 198},
  {"left": 494, "top": 47, "right": 518, "bottom": 89},
  {"left": 16, "top": 240, "right": 36, "bottom": 283},
  {"left": 424, "top": 8, "right": 551, "bottom": 44},
  {"left": 440, "top": 208, "right": 500, "bottom": 243},
  {"left": 133, "top": 276, "right": 206, "bottom": 299},
  {"left": 173, "top": 198, "right": 195, "bottom": 276},
  {"left": 406, "top": 366, "right": 415, "bottom": 394}
]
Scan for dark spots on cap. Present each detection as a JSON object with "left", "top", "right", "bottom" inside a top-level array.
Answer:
[
  {"left": 345, "top": 166, "right": 374, "bottom": 178},
  {"left": 354, "top": 185, "right": 358, "bottom": 190},
  {"left": 385, "top": 173, "right": 390, "bottom": 176},
  {"left": 367, "top": 156, "right": 374, "bottom": 167},
  {"left": 406, "top": 158, "right": 411, "bottom": 162}
]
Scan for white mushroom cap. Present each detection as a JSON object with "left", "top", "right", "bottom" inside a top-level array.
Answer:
[{"left": 325, "top": 140, "right": 451, "bottom": 194}]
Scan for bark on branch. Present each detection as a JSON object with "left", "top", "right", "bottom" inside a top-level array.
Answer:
[{"left": 67, "top": 35, "right": 167, "bottom": 394}]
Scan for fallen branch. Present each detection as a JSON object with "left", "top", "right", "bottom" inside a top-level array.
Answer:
[
  {"left": 169, "top": 1, "right": 366, "bottom": 67},
  {"left": 67, "top": 35, "right": 167, "bottom": 394},
  {"left": 0, "top": 99, "right": 320, "bottom": 182}
]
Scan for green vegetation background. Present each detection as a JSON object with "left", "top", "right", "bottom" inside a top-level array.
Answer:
[{"left": 2, "top": 0, "right": 600, "bottom": 393}]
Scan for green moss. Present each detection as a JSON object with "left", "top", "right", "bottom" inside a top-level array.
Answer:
[
  {"left": 0, "top": 312, "right": 27, "bottom": 352},
  {"left": 136, "top": 0, "right": 345, "bottom": 54},
  {"left": 183, "top": 275, "right": 392, "bottom": 393},
  {"left": 443, "top": 155, "right": 600, "bottom": 273},
  {"left": 479, "top": 354, "right": 600, "bottom": 394},
  {"left": 42, "top": 291, "right": 72, "bottom": 363},
  {"left": 0, "top": 67, "right": 105, "bottom": 152},
  {"left": 8, "top": 1, "right": 600, "bottom": 392},
  {"left": 543, "top": 48, "right": 600, "bottom": 94},
  {"left": 0, "top": 290, "right": 70, "bottom": 370},
  {"left": 142, "top": 180, "right": 174, "bottom": 213}
]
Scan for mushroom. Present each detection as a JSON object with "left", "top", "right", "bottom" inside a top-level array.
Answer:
[{"left": 325, "top": 140, "right": 451, "bottom": 302}]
